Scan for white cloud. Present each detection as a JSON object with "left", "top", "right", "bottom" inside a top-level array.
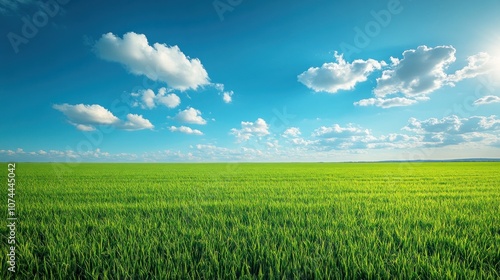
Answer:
[
  {"left": 212, "top": 83, "right": 236, "bottom": 104},
  {"left": 169, "top": 126, "right": 203, "bottom": 135},
  {"left": 403, "top": 115, "right": 500, "bottom": 134},
  {"left": 448, "top": 52, "right": 493, "bottom": 82},
  {"left": 310, "top": 124, "right": 377, "bottom": 150},
  {"left": 53, "top": 104, "right": 119, "bottom": 125},
  {"left": 282, "top": 127, "right": 301, "bottom": 138},
  {"left": 213, "top": 83, "right": 225, "bottom": 92},
  {"left": 53, "top": 104, "right": 154, "bottom": 131},
  {"left": 374, "top": 45, "right": 458, "bottom": 97},
  {"left": 474, "top": 95, "right": 500, "bottom": 105},
  {"left": 223, "top": 91, "right": 234, "bottom": 103},
  {"left": 354, "top": 97, "right": 421, "bottom": 108},
  {"left": 300, "top": 116, "right": 500, "bottom": 151},
  {"left": 119, "top": 114, "right": 154, "bottom": 131},
  {"left": 230, "top": 118, "right": 270, "bottom": 142},
  {"left": 156, "top": 88, "right": 181, "bottom": 108},
  {"left": 402, "top": 115, "right": 500, "bottom": 147},
  {"left": 132, "top": 88, "right": 180, "bottom": 109},
  {"left": 291, "top": 138, "right": 317, "bottom": 146},
  {"left": 312, "top": 124, "right": 370, "bottom": 138},
  {"left": 94, "top": 32, "right": 210, "bottom": 91},
  {"left": 0, "top": 148, "right": 140, "bottom": 162},
  {"left": 266, "top": 140, "right": 279, "bottom": 149},
  {"left": 175, "top": 107, "right": 207, "bottom": 125},
  {"left": 136, "top": 89, "right": 155, "bottom": 109},
  {"left": 298, "top": 53, "right": 384, "bottom": 93},
  {"left": 75, "top": 124, "right": 96, "bottom": 131},
  {"left": 353, "top": 45, "right": 494, "bottom": 108}
]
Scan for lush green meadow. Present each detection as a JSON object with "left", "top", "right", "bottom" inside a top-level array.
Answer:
[{"left": 1, "top": 162, "right": 499, "bottom": 279}]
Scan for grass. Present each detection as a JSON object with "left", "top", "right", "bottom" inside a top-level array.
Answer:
[{"left": 1, "top": 162, "right": 499, "bottom": 279}]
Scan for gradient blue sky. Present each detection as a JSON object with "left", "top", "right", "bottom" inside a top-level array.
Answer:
[{"left": 1, "top": 0, "right": 500, "bottom": 162}]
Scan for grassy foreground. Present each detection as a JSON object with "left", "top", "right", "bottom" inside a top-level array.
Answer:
[{"left": 1, "top": 162, "right": 499, "bottom": 279}]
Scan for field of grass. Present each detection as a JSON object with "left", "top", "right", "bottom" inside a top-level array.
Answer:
[{"left": 1, "top": 162, "right": 499, "bottom": 279}]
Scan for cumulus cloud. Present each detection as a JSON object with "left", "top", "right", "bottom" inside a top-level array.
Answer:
[
  {"left": 374, "top": 45, "right": 458, "bottom": 97},
  {"left": 119, "top": 114, "right": 154, "bottom": 131},
  {"left": 283, "top": 127, "right": 301, "bottom": 138},
  {"left": 132, "top": 88, "right": 180, "bottom": 109},
  {"left": 298, "top": 52, "right": 385, "bottom": 93},
  {"left": 53, "top": 103, "right": 154, "bottom": 131},
  {"left": 169, "top": 126, "right": 203, "bottom": 135},
  {"left": 175, "top": 107, "right": 207, "bottom": 125},
  {"left": 448, "top": 52, "right": 493, "bottom": 82},
  {"left": 356, "top": 46, "right": 493, "bottom": 108},
  {"left": 212, "top": 83, "right": 234, "bottom": 104},
  {"left": 223, "top": 91, "right": 234, "bottom": 103},
  {"left": 474, "top": 95, "right": 500, "bottom": 105},
  {"left": 94, "top": 32, "right": 210, "bottom": 91},
  {"left": 53, "top": 104, "right": 119, "bottom": 125},
  {"left": 132, "top": 89, "right": 155, "bottom": 109},
  {"left": 230, "top": 118, "right": 270, "bottom": 142}
]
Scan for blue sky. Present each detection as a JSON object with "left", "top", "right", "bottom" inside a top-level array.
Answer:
[{"left": 1, "top": 0, "right": 500, "bottom": 162}]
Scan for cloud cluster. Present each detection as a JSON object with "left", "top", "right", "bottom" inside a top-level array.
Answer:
[
  {"left": 52, "top": 31, "right": 235, "bottom": 139},
  {"left": 53, "top": 103, "right": 153, "bottom": 131},
  {"left": 279, "top": 115, "right": 500, "bottom": 151},
  {"left": 0, "top": 148, "right": 139, "bottom": 161},
  {"left": 402, "top": 115, "right": 500, "bottom": 147},
  {"left": 131, "top": 88, "right": 181, "bottom": 109},
  {"left": 94, "top": 32, "right": 210, "bottom": 91},
  {"left": 307, "top": 124, "right": 377, "bottom": 150},
  {"left": 299, "top": 45, "right": 494, "bottom": 108},
  {"left": 404, "top": 115, "right": 500, "bottom": 134},
  {"left": 298, "top": 53, "right": 385, "bottom": 93},
  {"left": 5, "top": 113, "right": 500, "bottom": 162},
  {"left": 359, "top": 46, "right": 493, "bottom": 108},
  {"left": 230, "top": 118, "right": 270, "bottom": 142},
  {"left": 213, "top": 83, "right": 235, "bottom": 104}
]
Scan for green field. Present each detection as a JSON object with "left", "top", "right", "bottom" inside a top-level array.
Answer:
[{"left": 1, "top": 162, "right": 499, "bottom": 279}]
